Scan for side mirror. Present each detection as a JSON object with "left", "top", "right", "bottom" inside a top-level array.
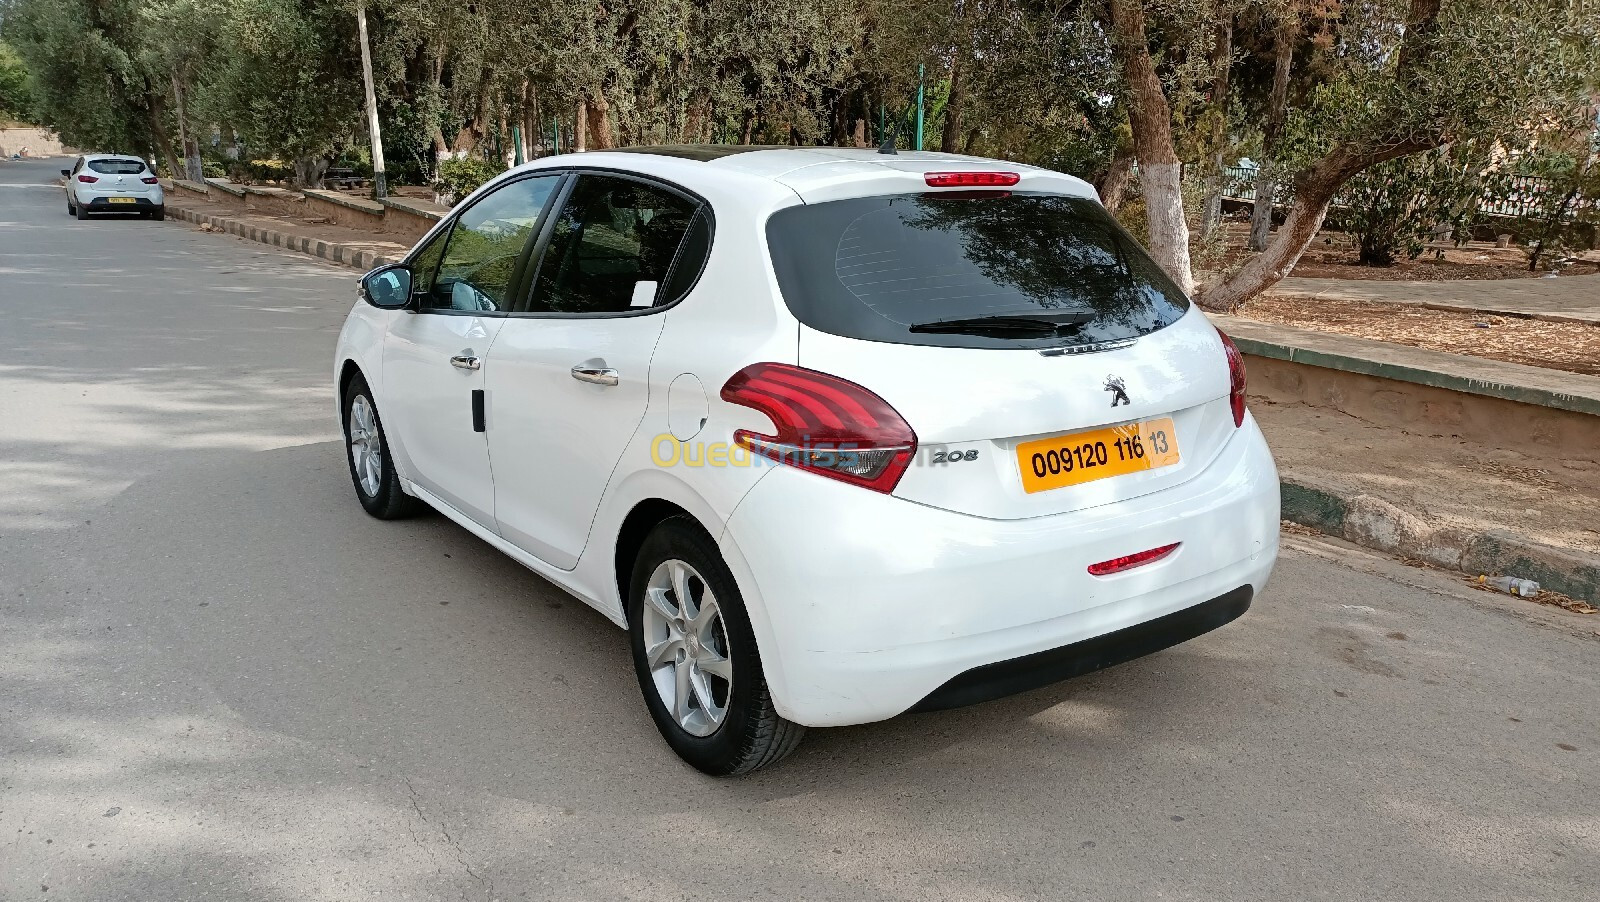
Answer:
[
  {"left": 359, "top": 265, "right": 413, "bottom": 310},
  {"left": 61, "top": 169, "right": 71, "bottom": 177}
]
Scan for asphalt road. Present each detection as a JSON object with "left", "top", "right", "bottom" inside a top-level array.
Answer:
[{"left": 3, "top": 155, "right": 1597, "bottom": 901}]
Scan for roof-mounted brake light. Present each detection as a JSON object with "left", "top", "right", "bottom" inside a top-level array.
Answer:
[{"left": 925, "top": 171, "right": 1020, "bottom": 188}]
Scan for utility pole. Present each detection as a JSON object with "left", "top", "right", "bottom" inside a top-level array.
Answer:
[
  {"left": 915, "top": 64, "right": 925, "bottom": 151},
  {"left": 356, "top": 0, "right": 387, "bottom": 198}
]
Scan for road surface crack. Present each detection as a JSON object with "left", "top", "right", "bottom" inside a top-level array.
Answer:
[{"left": 403, "top": 777, "right": 495, "bottom": 900}]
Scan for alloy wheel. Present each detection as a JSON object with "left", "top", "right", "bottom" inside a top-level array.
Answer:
[
  {"left": 347, "top": 395, "right": 383, "bottom": 497},
  {"left": 642, "top": 558, "right": 733, "bottom": 737}
]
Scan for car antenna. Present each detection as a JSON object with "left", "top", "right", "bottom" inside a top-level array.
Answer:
[{"left": 878, "top": 123, "right": 898, "bottom": 155}]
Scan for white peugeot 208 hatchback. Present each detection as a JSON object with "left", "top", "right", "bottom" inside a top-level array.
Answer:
[{"left": 334, "top": 145, "right": 1279, "bottom": 775}]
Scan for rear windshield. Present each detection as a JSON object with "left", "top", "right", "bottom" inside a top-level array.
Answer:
[
  {"left": 87, "top": 159, "right": 147, "bottom": 174},
  {"left": 766, "top": 192, "right": 1190, "bottom": 350}
]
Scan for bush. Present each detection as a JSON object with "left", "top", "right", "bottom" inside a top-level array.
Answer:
[
  {"left": 433, "top": 156, "right": 504, "bottom": 204},
  {"left": 1340, "top": 144, "right": 1497, "bottom": 266},
  {"left": 202, "top": 162, "right": 225, "bottom": 179}
]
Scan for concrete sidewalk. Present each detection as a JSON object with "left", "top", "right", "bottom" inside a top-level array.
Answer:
[{"left": 1269, "top": 273, "right": 1600, "bottom": 325}]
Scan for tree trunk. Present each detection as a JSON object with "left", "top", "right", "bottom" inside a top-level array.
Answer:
[
  {"left": 356, "top": 1, "right": 387, "bottom": 198},
  {"left": 940, "top": 57, "right": 964, "bottom": 154},
  {"left": 852, "top": 118, "right": 868, "bottom": 148},
  {"left": 1097, "top": 146, "right": 1135, "bottom": 213},
  {"left": 1248, "top": 13, "right": 1296, "bottom": 251},
  {"left": 586, "top": 89, "right": 615, "bottom": 149},
  {"left": 1202, "top": 138, "right": 1436, "bottom": 310},
  {"left": 144, "top": 89, "right": 182, "bottom": 179},
  {"left": 1108, "top": 0, "right": 1195, "bottom": 295},
  {"left": 293, "top": 155, "right": 328, "bottom": 188},
  {"left": 574, "top": 97, "right": 587, "bottom": 152},
  {"left": 1200, "top": 18, "right": 1233, "bottom": 239},
  {"left": 169, "top": 75, "right": 203, "bottom": 182},
  {"left": 740, "top": 109, "right": 755, "bottom": 145}
]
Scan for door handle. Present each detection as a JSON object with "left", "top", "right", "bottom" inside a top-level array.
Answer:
[
  {"left": 570, "top": 363, "right": 620, "bottom": 386},
  {"left": 450, "top": 354, "right": 481, "bottom": 371}
]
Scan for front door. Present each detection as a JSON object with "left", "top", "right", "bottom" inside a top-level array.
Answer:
[
  {"left": 381, "top": 173, "right": 563, "bottom": 527},
  {"left": 486, "top": 173, "right": 708, "bottom": 569}
]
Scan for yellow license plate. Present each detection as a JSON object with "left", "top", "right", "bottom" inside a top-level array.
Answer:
[
  {"left": 1016, "top": 417, "right": 1180, "bottom": 494},
  {"left": 109, "top": 197, "right": 137, "bottom": 204}
]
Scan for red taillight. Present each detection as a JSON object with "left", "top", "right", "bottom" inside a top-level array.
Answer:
[
  {"left": 1088, "top": 543, "right": 1181, "bottom": 576},
  {"left": 1218, "top": 330, "right": 1247, "bottom": 427},
  {"left": 925, "top": 171, "right": 1020, "bottom": 188},
  {"left": 720, "top": 363, "right": 917, "bottom": 493},
  {"left": 76, "top": 174, "right": 99, "bottom": 183},
  {"left": 140, "top": 176, "right": 158, "bottom": 184}
]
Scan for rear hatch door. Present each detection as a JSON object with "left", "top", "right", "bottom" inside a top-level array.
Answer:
[{"left": 768, "top": 188, "right": 1237, "bottom": 520}]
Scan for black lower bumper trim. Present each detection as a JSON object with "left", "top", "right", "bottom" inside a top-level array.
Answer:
[
  {"left": 910, "top": 585, "right": 1254, "bottom": 713},
  {"left": 87, "top": 198, "right": 158, "bottom": 209}
]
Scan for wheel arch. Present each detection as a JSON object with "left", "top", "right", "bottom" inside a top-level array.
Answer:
[
  {"left": 337, "top": 358, "right": 365, "bottom": 407},
  {"left": 614, "top": 498, "right": 698, "bottom": 625}
]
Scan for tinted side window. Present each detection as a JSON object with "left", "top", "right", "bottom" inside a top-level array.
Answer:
[
  {"left": 527, "top": 176, "right": 699, "bottom": 314},
  {"left": 427, "top": 175, "right": 561, "bottom": 312},
  {"left": 660, "top": 208, "right": 712, "bottom": 305}
]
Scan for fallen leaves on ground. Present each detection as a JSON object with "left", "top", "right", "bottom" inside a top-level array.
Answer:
[{"left": 1236, "top": 295, "right": 1600, "bottom": 376}]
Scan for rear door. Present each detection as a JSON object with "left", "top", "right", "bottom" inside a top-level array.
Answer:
[
  {"left": 484, "top": 173, "right": 708, "bottom": 569},
  {"left": 766, "top": 189, "right": 1236, "bottom": 520},
  {"left": 86, "top": 158, "right": 151, "bottom": 202},
  {"left": 381, "top": 173, "right": 563, "bottom": 527}
]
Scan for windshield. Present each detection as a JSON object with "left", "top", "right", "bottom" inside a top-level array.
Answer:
[{"left": 765, "top": 192, "right": 1190, "bottom": 349}]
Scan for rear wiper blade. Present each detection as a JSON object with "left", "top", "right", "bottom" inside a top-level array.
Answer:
[{"left": 908, "top": 312, "right": 1094, "bottom": 336}]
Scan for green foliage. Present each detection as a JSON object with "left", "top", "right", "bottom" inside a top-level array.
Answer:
[
  {"left": 0, "top": 41, "right": 32, "bottom": 122},
  {"left": 4, "top": 0, "right": 167, "bottom": 153},
  {"left": 202, "top": 161, "right": 226, "bottom": 178},
  {"left": 1505, "top": 139, "right": 1600, "bottom": 270},
  {"left": 433, "top": 156, "right": 504, "bottom": 202},
  {"left": 1340, "top": 144, "right": 1500, "bottom": 266},
  {"left": 197, "top": 0, "right": 363, "bottom": 183}
]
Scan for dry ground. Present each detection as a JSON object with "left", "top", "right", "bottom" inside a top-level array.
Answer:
[{"left": 1235, "top": 295, "right": 1600, "bottom": 376}]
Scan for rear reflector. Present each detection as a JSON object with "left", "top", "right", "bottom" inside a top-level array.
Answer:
[
  {"left": 1088, "top": 543, "right": 1181, "bottom": 576},
  {"left": 76, "top": 174, "right": 99, "bottom": 183},
  {"left": 721, "top": 363, "right": 917, "bottom": 493},
  {"left": 925, "top": 171, "right": 1020, "bottom": 188}
]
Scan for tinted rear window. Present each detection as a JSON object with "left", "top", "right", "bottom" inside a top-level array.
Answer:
[
  {"left": 87, "top": 159, "right": 147, "bottom": 174},
  {"left": 766, "top": 192, "right": 1190, "bottom": 350}
]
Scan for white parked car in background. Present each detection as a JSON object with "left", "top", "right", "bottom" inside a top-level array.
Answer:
[
  {"left": 333, "top": 146, "right": 1280, "bottom": 775},
  {"left": 63, "top": 154, "right": 165, "bottom": 220}
]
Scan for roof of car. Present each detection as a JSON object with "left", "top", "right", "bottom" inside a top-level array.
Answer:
[
  {"left": 79, "top": 153, "right": 149, "bottom": 161},
  {"left": 582, "top": 145, "right": 1095, "bottom": 203}
]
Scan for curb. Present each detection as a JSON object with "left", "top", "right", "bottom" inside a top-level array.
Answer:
[
  {"left": 1280, "top": 473, "right": 1600, "bottom": 603},
  {"left": 165, "top": 204, "right": 402, "bottom": 272}
]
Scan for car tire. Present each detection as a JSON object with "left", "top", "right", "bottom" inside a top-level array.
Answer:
[
  {"left": 151, "top": 207, "right": 165, "bottom": 222},
  {"left": 342, "top": 374, "right": 422, "bottom": 520},
  {"left": 628, "top": 516, "right": 805, "bottom": 775},
  {"left": 66, "top": 199, "right": 75, "bottom": 216},
  {"left": 75, "top": 202, "right": 88, "bottom": 220}
]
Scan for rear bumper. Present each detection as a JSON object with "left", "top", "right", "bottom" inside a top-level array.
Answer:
[
  {"left": 81, "top": 194, "right": 162, "bottom": 211},
  {"left": 718, "top": 415, "right": 1280, "bottom": 727},
  {"left": 911, "top": 584, "right": 1252, "bottom": 711}
]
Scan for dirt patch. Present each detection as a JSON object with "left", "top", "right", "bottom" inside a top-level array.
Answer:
[
  {"left": 1254, "top": 400, "right": 1600, "bottom": 557},
  {"left": 1234, "top": 295, "right": 1600, "bottom": 376}
]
